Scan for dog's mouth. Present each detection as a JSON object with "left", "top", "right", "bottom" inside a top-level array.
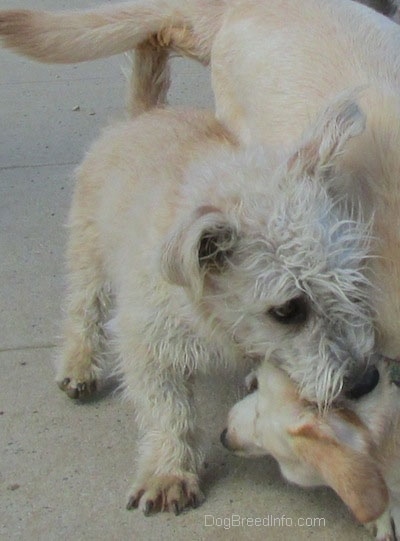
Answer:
[{"left": 344, "top": 366, "right": 380, "bottom": 400}]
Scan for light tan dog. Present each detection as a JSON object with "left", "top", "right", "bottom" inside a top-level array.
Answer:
[
  {"left": 2, "top": 1, "right": 400, "bottom": 358},
  {"left": 0, "top": 1, "right": 398, "bottom": 111},
  {"left": 3, "top": 0, "right": 400, "bottom": 518},
  {"left": 40, "top": 40, "right": 383, "bottom": 514},
  {"left": 222, "top": 361, "right": 400, "bottom": 540}
]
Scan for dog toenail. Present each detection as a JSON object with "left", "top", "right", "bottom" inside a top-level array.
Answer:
[
  {"left": 144, "top": 501, "right": 154, "bottom": 516},
  {"left": 172, "top": 501, "right": 180, "bottom": 515}
]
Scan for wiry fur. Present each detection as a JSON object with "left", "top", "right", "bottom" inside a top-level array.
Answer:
[
  {"left": 55, "top": 35, "right": 377, "bottom": 513},
  {"left": 222, "top": 360, "right": 400, "bottom": 540}
]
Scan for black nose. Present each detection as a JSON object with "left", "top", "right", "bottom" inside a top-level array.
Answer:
[
  {"left": 345, "top": 366, "right": 380, "bottom": 400},
  {"left": 220, "top": 428, "right": 229, "bottom": 449}
]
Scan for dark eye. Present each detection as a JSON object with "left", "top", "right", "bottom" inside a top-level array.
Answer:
[{"left": 268, "top": 296, "right": 308, "bottom": 325}]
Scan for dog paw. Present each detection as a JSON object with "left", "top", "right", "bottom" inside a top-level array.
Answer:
[
  {"left": 57, "top": 375, "right": 97, "bottom": 399},
  {"left": 126, "top": 474, "right": 205, "bottom": 515},
  {"left": 365, "top": 509, "right": 397, "bottom": 540},
  {"left": 56, "top": 357, "right": 101, "bottom": 399}
]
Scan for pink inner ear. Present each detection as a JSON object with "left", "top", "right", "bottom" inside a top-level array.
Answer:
[{"left": 290, "top": 421, "right": 389, "bottom": 524}]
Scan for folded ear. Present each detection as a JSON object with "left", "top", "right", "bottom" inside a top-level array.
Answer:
[
  {"left": 161, "top": 205, "right": 238, "bottom": 298},
  {"left": 288, "top": 92, "right": 366, "bottom": 177},
  {"left": 289, "top": 412, "right": 389, "bottom": 524}
]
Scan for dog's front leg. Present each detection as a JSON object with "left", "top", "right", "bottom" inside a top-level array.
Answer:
[
  {"left": 116, "top": 311, "right": 207, "bottom": 515},
  {"left": 125, "top": 365, "right": 204, "bottom": 515},
  {"left": 128, "top": 378, "right": 204, "bottom": 514}
]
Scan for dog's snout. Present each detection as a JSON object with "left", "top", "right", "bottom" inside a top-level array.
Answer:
[{"left": 345, "top": 366, "right": 380, "bottom": 400}]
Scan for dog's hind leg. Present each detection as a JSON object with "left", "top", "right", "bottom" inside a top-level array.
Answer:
[{"left": 55, "top": 188, "right": 110, "bottom": 400}]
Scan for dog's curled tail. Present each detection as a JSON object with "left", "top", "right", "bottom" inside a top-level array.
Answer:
[{"left": 0, "top": 1, "right": 221, "bottom": 65}]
